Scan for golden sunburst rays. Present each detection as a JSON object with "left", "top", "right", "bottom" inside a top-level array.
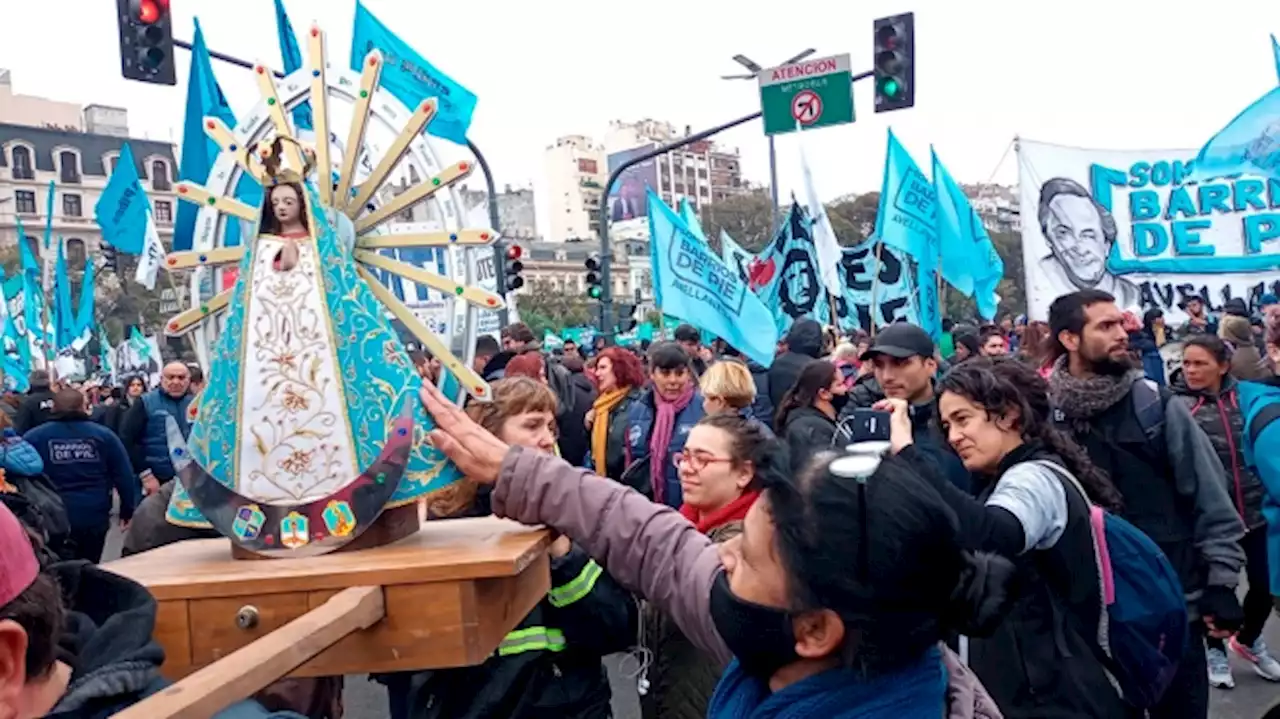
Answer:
[{"left": 165, "top": 23, "right": 501, "bottom": 402}]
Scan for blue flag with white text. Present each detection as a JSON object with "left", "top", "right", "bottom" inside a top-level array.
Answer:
[
  {"left": 874, "top": 129, "right": 938, "bottom": 264},
  {"left": 94, "top": 144, "right": 148, "bottom": 254},
  {"left": 54, "top": 240, "right": 75, "bottom": 350},
  {"left": 647, "top": 190, "right": 777, "bottom": 367},
  {"left": 274, "top": 0, "right": 312, "bottom": 131},
  {"left": 351, "top": 1, "right": 477, "bottom": 145}
]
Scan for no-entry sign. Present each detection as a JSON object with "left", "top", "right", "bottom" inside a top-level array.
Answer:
[{"left": 758, "top": 53, "right": 854, "bottom": 136}]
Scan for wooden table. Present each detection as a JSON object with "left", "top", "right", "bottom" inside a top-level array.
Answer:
[{"left": 104, "top": 516, "right": 551, "bottom": 680}]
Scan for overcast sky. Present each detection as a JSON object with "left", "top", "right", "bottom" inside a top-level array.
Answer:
[{"left": 3, "top": 0, "right": 1279, "bottom": 238}]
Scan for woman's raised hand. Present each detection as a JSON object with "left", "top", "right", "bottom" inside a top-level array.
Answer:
[{"left": 419, "top": 383, "right": 510, "bottom": 484}]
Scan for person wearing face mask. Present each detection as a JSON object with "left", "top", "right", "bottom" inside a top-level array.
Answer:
[
  {"left": 882, "top": 358, "right": 1138, "bottom": 717},
  {"left": 775, "top": 361, "right": 846, "bottom": 468},
  {"left": 623, "top": 342, "right": 706, "bottom": 508},
  {"left": 384, "top": 377, "right": 636, "bottom": 719},
  {"left": 642, "top": 413, "right": 770, "bottom": 719},
  {"left": 419, "top": 381, "right": 1008, "bottom": 719}
]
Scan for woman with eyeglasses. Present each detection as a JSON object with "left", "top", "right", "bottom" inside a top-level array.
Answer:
[
  {"left": 419, "top": 382, "right": 1007, "bottom": 718},
  {"left": 642, "top": 413, "right": 770, "bottom": 719}
]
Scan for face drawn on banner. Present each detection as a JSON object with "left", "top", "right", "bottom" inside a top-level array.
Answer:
[
  {"left": 756, "top": 207, "right": 917, "bottom": 333},
  {"left": 1019, "top": 139, "right": 1280, "bottom": 323}
]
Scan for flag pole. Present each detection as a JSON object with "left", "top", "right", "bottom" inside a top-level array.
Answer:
[
  {"left": 867, "top": 240, "right": 885, "bottom": 338},
  {"left": 39, "top": 238, "right": 56, "bottom": 372}
]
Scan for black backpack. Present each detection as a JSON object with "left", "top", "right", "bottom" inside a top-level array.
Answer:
[{"left": 1, "top": 474, "right": 72, "bottom": 562}]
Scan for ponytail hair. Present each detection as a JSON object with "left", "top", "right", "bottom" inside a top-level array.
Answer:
[
  {"left": 774, "top": 360, "right": 838, "bottom": 430},
  {"left": 939, "top": 358, "right": 1123, "bottom": 511}
]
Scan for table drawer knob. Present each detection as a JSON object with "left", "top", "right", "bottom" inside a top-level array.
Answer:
[{"left": 235, "top": 605, "right": 260, "bottom": 630}]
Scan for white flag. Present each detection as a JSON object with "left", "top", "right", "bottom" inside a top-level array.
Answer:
[
  {"left": 799, "top": 144, "right": 844, "bottom": 297},
  {"left": 135, "top": 209, "right": 164, "bottom": 290}
]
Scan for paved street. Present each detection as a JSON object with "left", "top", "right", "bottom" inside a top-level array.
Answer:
[{"left": 100, "top": 526, "right": 1280, "bottom": 718}]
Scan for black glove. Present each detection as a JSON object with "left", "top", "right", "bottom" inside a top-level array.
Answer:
[{"left": 1200, "top": 585, "right": 1245, "bottom": 633}]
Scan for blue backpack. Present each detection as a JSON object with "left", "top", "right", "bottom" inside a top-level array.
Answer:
[
  {"left": 1238, "top": 379, "right": 1280, "bottom": 597},
  {"left": 1034, "top": 461, "right": 1187, "bottom": 708}
]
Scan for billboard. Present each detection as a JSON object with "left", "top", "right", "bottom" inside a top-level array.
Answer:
[
  {"left": 607, "top": 144, "right": 659, "bottom": 222},
  {"left": 1018, "top": 139, "right": 1280, "bottom": 322}
]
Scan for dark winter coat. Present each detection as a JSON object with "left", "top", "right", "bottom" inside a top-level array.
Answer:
[
  {"left": 584, "top": 387, "right": 642, "bottom": 484},
  {"left": 118, "top": 389, "right": 192, "bottom": 481},
  {"left": 623, "top": 386, "right": 705, "bottom": 507},
  {"left": 549, "top": 362, "right": 596, "bottom": 468},
  {"left": 1173, "top": 374, "right": 1266, "bottom": 530},
  {"left": 766, "top": 319, "right": 824, "bottom": 414},
  {"left": 781, "top": 405, "right": 837, "bottom": 469},
  {"left": 15, "top": 384, "right": 55, "bottom": 433},
  {"left": 25, "top": 414, "right": 137, "bottom": 532},
  {"left": 640, "top": 521, "right": 742, "bottom": 719}
]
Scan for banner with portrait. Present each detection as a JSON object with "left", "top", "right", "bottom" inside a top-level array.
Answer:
[
  {"left": 1019, "top": 138, "right": 1280, "bottom": 322},
  {"left": 753, "top": 205, "right": 921, "bottom": 334}
]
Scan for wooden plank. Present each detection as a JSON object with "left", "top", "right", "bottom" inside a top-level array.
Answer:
[
  {"left": 155, "top": 600, "right": 192, "bottom": 681},
  {"left": 355, "top": 249, "right": 504, "bottom": 309},
  {"left": 346, "top": 99, "right": 438, "bottom": 218},
  {"left": 163, "top": 247, "right": 245, "bottom": 270},
  {"left": 174, "top": 183, "right": 257, "bottom": 222},
  {"left": 307, "top": 23, "right": 332, "bottom": 206},
  {"left": 253, "top": 60, "right": 304, "bottom": 173},
  {"left": 116, "top": 586, "right": 384, "bottom": 719},
  {"left": 356, "top": 265, "right": 491, "bottom": 401},
  {"left": 163, "top": 289, "right": 233, "bottom": 337},
  {"left": 355, "top": 229, "right": 498, "bottom": 249},
  {"left": 335, "top": 50, "right": 383, "bottom": 206},
  {"left": 353, "top": 161, "right": 473, "bottom": 234},
  {"left": 103, "top": 516, "right": 550, "bottom": 601}
]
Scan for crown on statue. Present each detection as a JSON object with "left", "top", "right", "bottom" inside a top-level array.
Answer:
[{"left": 242, "top": 135, "right": 317, "bottom": 186}]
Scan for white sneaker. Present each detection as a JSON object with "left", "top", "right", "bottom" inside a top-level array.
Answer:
[
  {"left": 1208, "top": 647, "right": 1235, "bottom": 689},
  {"left": 1229, "top": 636, "right": 1280, "bottom": 682}
]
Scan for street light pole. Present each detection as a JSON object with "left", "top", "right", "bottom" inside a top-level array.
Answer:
[
  {"left": 723, "top": 49, "right": 815, "bottom": 231},
  {"left": 600, "top": 68, "right": 873, "bottom": 334}
]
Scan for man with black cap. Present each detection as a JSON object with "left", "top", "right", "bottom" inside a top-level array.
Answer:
[{"left": 839, "top": 323, "right": 970, "bottom": 491}]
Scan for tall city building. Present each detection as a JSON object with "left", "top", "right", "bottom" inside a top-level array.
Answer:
[
  {"left": 0, "top": 70, "right": 177, "bottom": 265},
  {"left": 604, "top": 118, "right": 745, "bottom": 214},
  {"left": 543, "top": 135, "right": 606, "bottom": 242}
]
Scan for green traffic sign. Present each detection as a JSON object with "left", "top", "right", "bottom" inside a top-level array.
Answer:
[{"left": 758, "top": 53, "right": 854, "bottom": 136}]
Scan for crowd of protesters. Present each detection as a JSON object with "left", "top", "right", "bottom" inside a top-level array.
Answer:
[{"left": 7, "top": 289, "right": 1280, "bottom": 717}]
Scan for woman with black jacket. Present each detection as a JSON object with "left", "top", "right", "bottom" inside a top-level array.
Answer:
[
  {"left": 775, "top": 361, "right": 846, "bottom": 468},
  {"left": 880, "top": 357, "right": 1137, "bottom": 718}
]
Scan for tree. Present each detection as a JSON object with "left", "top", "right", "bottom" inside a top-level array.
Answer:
[
  {"left": 699, "top": 191, "right": 775, "bottom": 253},
  {"left": 826, "top": 192, "right": 880, "bottom": 246},
  {"left": 516, "top": 280, "right": 596, "bottom": 338}
]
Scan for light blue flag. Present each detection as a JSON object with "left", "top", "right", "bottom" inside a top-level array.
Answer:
[
  {"left": 932, "top": 148, "right": 1004, "bottom": 319},
  {"left": 1191, "top": 84, "right": 1280, "bottom": 182},
  {"left": 16, "top": 216, "right": 36, "bottom": 274},
  {"left": 175, "top": 19, "right": 259, "bottom": 250},
  {"left": 351, "top": 0, "right": 478, "bottom": 145},
  {"left": 647, "top": 189, "right": 777, "bottom": 367},
  {"left": 74, "top": 256, "right": 95, "bottom": 340},
  {"left": 94, "top": 143, "right": 148, "bottom": 254},
  {"left": 873, "top": 129, "right": 938, "bottom": 263},
  {"left": 54, "top": 240, "right": 75, "bottom": 350},
  {"left": 273, "top": 0, "right": 312, "bottom": 131},
  {"left": 97, "top": 323, "right": 113, "bottom": 383},
  {"left": 719, "top": 229, "right": 755, "bottom": 285},
  {"left": 678, "top": 198, "right": 708, "bottom": 243},
  {"left": 1273, "top": 34, "right": 1280, "bottom": 84}
]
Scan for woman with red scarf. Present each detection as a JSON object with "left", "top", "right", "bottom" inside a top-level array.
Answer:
[{"left": 641, "top": 412, "right": 772, "bottom": 719}]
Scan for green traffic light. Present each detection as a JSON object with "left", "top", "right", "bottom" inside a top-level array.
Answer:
[
  {"left": 879, "top": 77, "right": 902, "bottom": 98},
  {"left": 588, "top": 286, "right": 602, "bottom": 299}
]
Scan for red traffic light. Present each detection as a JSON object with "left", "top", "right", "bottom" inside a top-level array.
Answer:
[
  {"left": 875, "top": 25, "right": 899, "bottom": 50},
  {"left": 136, "top": 0, "right": 161, "bottom": 23},
  {"left": 506, "top": 245, "right": 522, "bottom": 261}
]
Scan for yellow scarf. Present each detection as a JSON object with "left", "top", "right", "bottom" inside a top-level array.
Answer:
[{"left": 591, "top": 387, "right": 631, "bottom": 476}]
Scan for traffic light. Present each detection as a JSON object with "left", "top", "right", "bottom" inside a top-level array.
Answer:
[
  {"left": 585, "top": 254, "right": 603, "bottom": 300},
  {"left": 617, "top": 303, "right": 638, "bottom": 333},
  {"left": 504, "top": 244, "right": 525, "bottom": 291},
  {"left": 873, "top": 12, "right": 915, "bottom": 113},
  {"left": 115, "top": 0, "right": 176, "bottom": 86}
]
